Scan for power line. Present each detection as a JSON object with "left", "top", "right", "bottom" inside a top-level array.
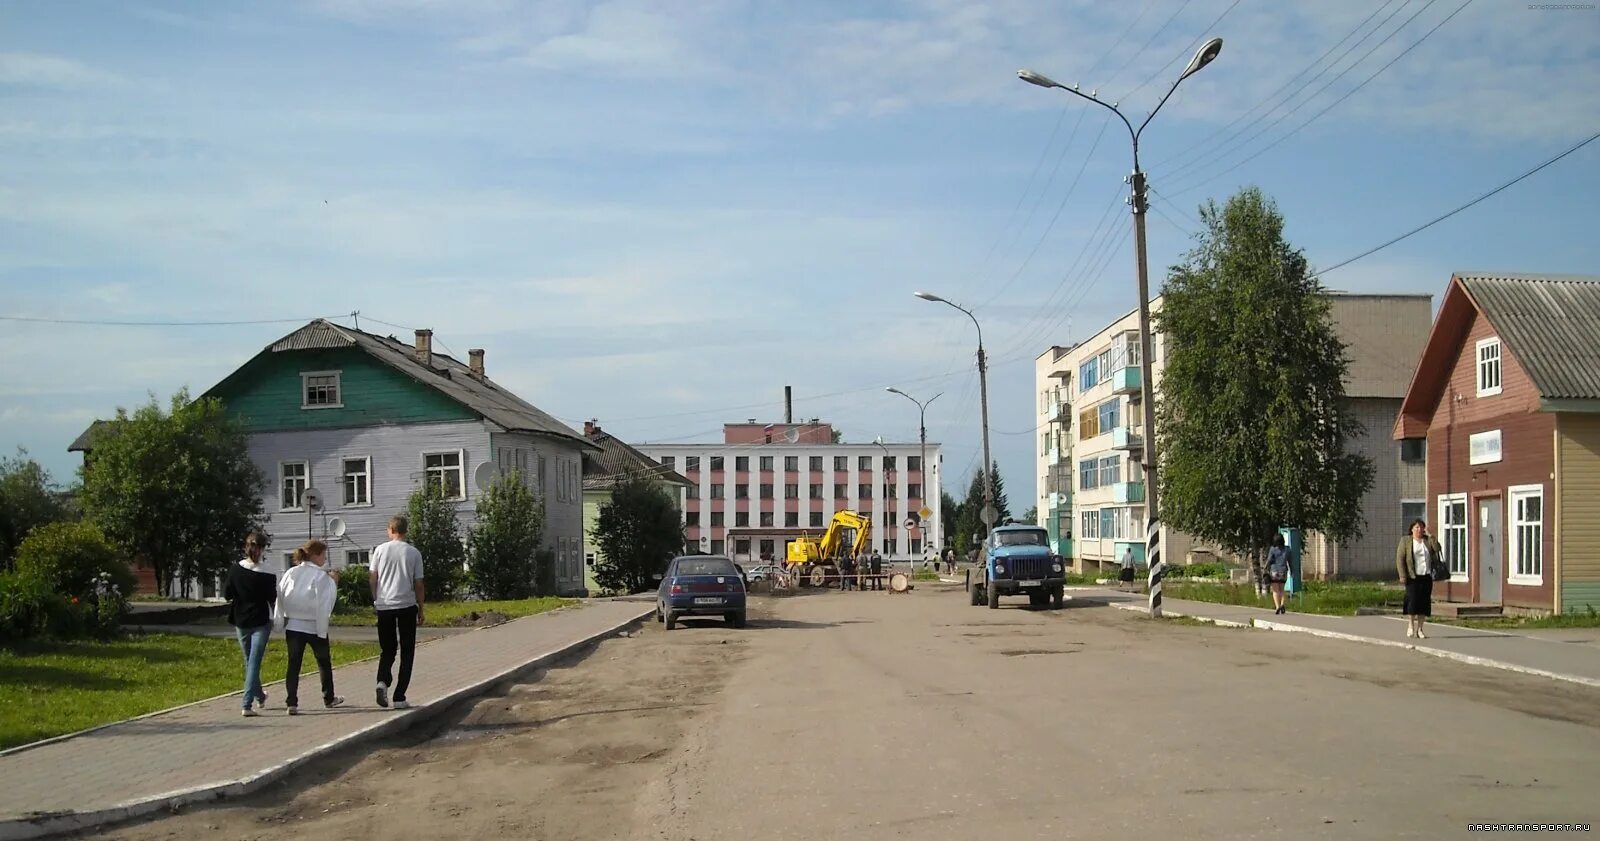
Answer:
[
  {"left": 1166, "top": 0, "right": 1475, "bottom": 198},
  {"left": 0, "top": 313, "right": 350, "bottom": 327},
  {"left": 1315, "top": 129, "right": 1600, "bottom": 278},
  {"left": 1100, "top": 0, "right": 1197, "bottom": 94},
  {"left": 1121, "top": 0, "right": 1245, "bottom": 102}
]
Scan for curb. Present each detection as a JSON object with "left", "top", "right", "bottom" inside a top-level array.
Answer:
[
  {"left": 0, "top": 605, "right": 654, "bottom": 841},
  {"left": 1108, "top": 601, "right": 1251, "bottom": 628},
  {"left": 1251, "top": 619, "right": 1600, "bottom": 690}
]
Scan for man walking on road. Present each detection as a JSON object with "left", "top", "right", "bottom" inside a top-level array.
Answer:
[
  {"left": 370, "top": 515, "right": 425, "bottom": 710},
  {"left": 869, "top": 551, "right": 883, "bottom": 591}
]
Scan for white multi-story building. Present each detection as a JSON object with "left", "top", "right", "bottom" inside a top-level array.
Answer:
[
  {"left": 1035, "top": 293, "right": 1431, "bottom": 578},
  {"left": 640, "top": 420, "right": 943, "bottom": 564}
]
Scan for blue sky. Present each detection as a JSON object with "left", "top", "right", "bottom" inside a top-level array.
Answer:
[{"left": 3, "top": 0, "right": 1598, "bottom": 509}]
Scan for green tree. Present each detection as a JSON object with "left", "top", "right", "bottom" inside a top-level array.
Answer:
[
  {"left": 0, "top": 450, "right": 71, "bottom": 570},
  {"left": 14, "top": 521, "right": 134, "bottom": 599},
  {"left": 408, "top": 483, "right": 469, "bottom": 600},
  {"left": 465, "top": 472, "right": 544, "bottom": 600},
  {"left": 1023, "top": 505, "right": 1039, "bottom": 525},
  {"left": 940, "top": 490, "right": 960, "bottom": 551},
  {"left": 593, "top": 477, "right": 684, "bottom": 594},
  {"left": 79, "top": 392, "right": 263, "bottom": 597},
  {"left": 1156, "top": 186, "right": 1375, "bottom": 581},
  {"left": 955, "top": 464, "right": 1012, "bottom": 549}
]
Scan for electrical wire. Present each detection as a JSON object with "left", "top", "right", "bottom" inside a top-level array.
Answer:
[
  {"left": 1120, "top": 0, "right": 1245, "bottom": 102},
  {"left": 0, "top": 313, "right": 352, "bottom": 326}
]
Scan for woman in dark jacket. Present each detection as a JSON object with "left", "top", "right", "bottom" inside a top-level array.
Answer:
[
  {"left": 226, "top": 531, "right": 279, "bottom": 717},
  {"left": 1264, "top": 534, "right": 1291, "bottom": 615},
  {"left": 1395, "top": 519, "right": 1444, "bottom": 640}
]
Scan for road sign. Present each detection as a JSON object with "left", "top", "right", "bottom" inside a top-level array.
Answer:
[
  {"left": 918, "top": 506, "right": 933, "bottom": 520},
  {"left": 903, "top": 517, "right": 918, "bottom": 530},
  {"left": 980, "top": 505, "right": 999, "bottom": 526}
]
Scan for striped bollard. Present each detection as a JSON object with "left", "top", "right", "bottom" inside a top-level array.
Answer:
[{"left": 1147, "top": 519, "right": 1164, "bottom": 618}]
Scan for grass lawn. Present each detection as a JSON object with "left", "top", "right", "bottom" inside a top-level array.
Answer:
[
  {"left": 0, "top": 633, "right": 381, "bottom": 750},
  {"left": 330, "top": 596, "right": 575, "bottom": 627},
  {"left": 1440, "top": 610, "right": 1600, "bottom": 630},
  {"left": 1164, "top": 580, "right": 1401, "bottom": 616}
]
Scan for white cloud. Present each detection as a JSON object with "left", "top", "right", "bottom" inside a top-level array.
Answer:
[{"left": 0, "top": 53, "right": 121, "bottom": 89}]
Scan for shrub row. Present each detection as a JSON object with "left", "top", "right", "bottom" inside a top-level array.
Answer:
[{"left": 0, "top": 522, "right": 131, "bottom": 644}]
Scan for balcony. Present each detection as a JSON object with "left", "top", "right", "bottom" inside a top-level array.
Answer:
[
  {"left": 1111, "top": 366, "right": 1141, "bottom": 395},
  {"left": 1112, "top": 481, "right": 1145, "bottom": 504},
  {"left": 1047, "top": 400, "right": 1070, "bottom": 425},
  {"left": 1047, "top": 446, "right": 1062, "bottom": 466},
  {"left": 1111, "top": 426, "right": 1142, "bottom": 451}
]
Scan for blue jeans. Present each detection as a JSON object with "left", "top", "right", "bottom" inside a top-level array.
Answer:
[{"left": 235, "top": 624, "right": 271, "bottom": 709}]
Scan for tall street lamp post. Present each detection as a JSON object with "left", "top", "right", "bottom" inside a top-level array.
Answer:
[
  {"left": 1019, "top": 37, "right": 1223, "bottom": 618},
  {"left": 913, "top": 292, "right": 994, "bottom": 540},
  {"left": 886, "top": 386, "right": 942, "bottom": 567}
]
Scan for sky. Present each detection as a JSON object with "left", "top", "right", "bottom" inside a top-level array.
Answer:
[{"left": 2, "top": 0, "right": 1598, "bottom": 511}]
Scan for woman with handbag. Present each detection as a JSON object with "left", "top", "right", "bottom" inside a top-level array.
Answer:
[{"left": 1395, "top": 518, "right": 1444, "bottom": 639}]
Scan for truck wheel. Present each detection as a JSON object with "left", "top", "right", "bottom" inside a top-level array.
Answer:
[
  {"left": 1051, "top": 586, "right": 1065, "bottom": 610},
  {"left": 987, "top": 584, "right": 1000, "bottom": 610},
  {"left": 664, "top": 610, "right": 678, "bottom": 631}
]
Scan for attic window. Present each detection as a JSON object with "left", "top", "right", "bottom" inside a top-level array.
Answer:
[
  {"left": 1475, "top": 338, "right": 1502, "bottom": 397},
  {"left": 302, "top": 371, "right": 342, "bottom": 409}
]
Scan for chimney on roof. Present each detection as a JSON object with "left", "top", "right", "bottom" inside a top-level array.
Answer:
[
  {"left": 584, "top": 419, "right": 599, "bottom": 437},
  {"left": 785, "top": 385, "right": 793, "bottom": 423},
  {"left": 414, "top": 329, "right": 433, "bottom": 366},
  {"left": 468, "top": 348, "right": 485, "bottom": 379}
]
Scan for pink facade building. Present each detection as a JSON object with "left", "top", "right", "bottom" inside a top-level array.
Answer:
[{"left": 640, "top": 420, "right": 943, "bottom": 564}]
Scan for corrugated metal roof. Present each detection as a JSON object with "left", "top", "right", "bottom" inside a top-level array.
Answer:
[
  {"left": 581, "top": 429, "right": 691, "bottom": 490},
  {"left": 1458, "top": 272, "right": 1600, "bottom": 401},
  {"left": 260, "top": 320, "right": 596, "bottom": 449}
]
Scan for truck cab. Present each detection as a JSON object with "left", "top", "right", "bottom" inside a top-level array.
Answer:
[{"left": 967, "top": 524, "right": 1066, "bottom": 610}]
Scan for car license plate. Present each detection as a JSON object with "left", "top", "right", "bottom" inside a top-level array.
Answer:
[
  {"left": 694, "top": 597, "right": 723, "bottom": 605},
  {"left": 1019, "top": 579, "right": 1042, "bottom": 587}
]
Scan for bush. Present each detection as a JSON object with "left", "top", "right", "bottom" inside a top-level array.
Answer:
[
  {"left": 408, "top": 485, "right": 468, "bottom": 600},
  {"left": 337, "top": 564, "right": 374, "bottom": 609},
  {"left": 468, "top": 473, "right": 544, "bottom": 601},
  {"left": 1181, "top": 562, "right": 1229, "bottom": 579},
  {"left": 14, "top": 522, "right": 135, "bottom": 601},
  {"left": 0, "top": 574, "right": 68, "bottom": 643}
]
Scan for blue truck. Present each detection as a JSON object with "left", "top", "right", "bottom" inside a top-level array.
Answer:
[{"left": 967, "top": 524, "right": 1066, "bottom": 610}]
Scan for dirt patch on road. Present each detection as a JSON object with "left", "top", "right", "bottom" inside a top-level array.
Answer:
[{"left": 84, "top": 607, "right": 758, "bottom": 841}]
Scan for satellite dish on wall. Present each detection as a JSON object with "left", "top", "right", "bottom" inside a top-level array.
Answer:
[
  {"left": 473, "top": 461, "right": 498, "bottom": 490},
  {"left": 784, "top": 427, "right": 800, "bottom": 444},
  {"left": 301, "top": 487, "right": 323, "bottom": 513},
  {"left": 327, "top": 517, "right": 347, "bottom": 539}
]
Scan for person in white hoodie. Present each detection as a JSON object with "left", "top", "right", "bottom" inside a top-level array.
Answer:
[{"left": 276, "top": 539, "right": 344, "bottom": 715}]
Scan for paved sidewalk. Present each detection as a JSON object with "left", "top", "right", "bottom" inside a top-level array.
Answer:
[
  {"left": 1072, "top": 587, "right": 1600, "bottom": 688},
  {"left": 0, "top": 600, "right": 652, "bottom": 840}
]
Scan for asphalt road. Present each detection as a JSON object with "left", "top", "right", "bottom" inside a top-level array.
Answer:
[{"left": 91, "top": 583, "right": 1600, "bottom": 841}]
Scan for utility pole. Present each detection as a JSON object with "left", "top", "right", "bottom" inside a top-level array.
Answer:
[
  {"left": 913, "top": 292, "right": 994, "bottom": 535},
  {"left": 1020, "top": 37, "right": 1224, "bottom": 618},
  {"left": 886, "top": 387, "right": 942, "bottom": 567}
]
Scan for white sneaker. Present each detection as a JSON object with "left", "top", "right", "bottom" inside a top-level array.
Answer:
[
  {"left": 241, "top": 708, "right": 258, "bottom": 718},
  {"left": 393, "top": 700, "right": 412, "bottom": 710},
  {"left": 287, "top": 706, "right": 300, "bottom": 716},
  {"left": 326, "top": 696, "right": 346, "bottom": 709}
]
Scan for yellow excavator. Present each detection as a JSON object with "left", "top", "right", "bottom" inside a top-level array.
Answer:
[{"left": 785, "top": 510, "right": 873, "bottom": 587}]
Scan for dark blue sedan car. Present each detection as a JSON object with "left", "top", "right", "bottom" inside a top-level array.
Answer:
[{"left": 656, "top": 555, "right": 747, "bottom": 630}]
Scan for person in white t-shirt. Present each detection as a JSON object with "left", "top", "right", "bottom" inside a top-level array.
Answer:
[
  {"left": 275, "top": 539, "right": 344, "bottom": 714},
  {"left": 369, "top": 515, "right": 425, "bottom": 710}
]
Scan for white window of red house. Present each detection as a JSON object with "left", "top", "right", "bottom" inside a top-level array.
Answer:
[
  {"left": 1476, "top": 338, "right": 1502, "bottom": 397},
  {"left": 1509, "top": 485, "right": 1543, "bottom": 585},
  {"left": 1438, "top": 494, "right": 1469, "bottom": 579}
]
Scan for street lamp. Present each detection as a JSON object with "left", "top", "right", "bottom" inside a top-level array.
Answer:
[
  {"left": 913, "top": 291, "right": 994, "bottom": 541},
  {"left": 1018, "top": 37, "right": 1223, "bottom": 618},
  {"left": 886, "top": 386, "right": 942, "bottom": 568}
]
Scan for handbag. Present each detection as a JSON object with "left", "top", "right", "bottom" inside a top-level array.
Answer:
[{"left": 1429, "top": 543, "right": 1449, "bottom": 582}]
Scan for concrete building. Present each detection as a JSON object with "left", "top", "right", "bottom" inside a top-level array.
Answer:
[
  {"left": 638, "top": 421, "right": 941, "bottom": 564},
  {"left": 1034, "top": 293, "right": 1431, "bottom": 578}
]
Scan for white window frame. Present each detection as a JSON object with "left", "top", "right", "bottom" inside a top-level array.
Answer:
[
  {"left": 1508, "top": 484, "right": 1544, "bottom": 585},
  {"left": 422, "top": 449, "right": 467, "bottom": 501},
  {"left": 341, "top": 455, "right": 373, "bottom": 508},
  {"left": 1468, "top": 429, "right": 1503, "bottom": 466},
  {"left": 1475, "top": 338, "right": 1502, "bottom": 397},
  {"left": 279, "top": 460, "right": 309, "bottom": 512},
  {"left": 300, "top": 370, "right": 344, "bottom": 409},
  {"left": 1438, "top": 493, "right": 1470, "bottom": 582}
]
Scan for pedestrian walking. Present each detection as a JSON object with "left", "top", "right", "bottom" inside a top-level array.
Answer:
[
  {"left": 371, "top": 515, "right": 425, "bottom": 710},
  {"left": 1119, "top": 547, "right": 1136, "bottom": 589},
  {"left": 275, "top": 539, "right": 345, "bottom": 715},
  {"left": 225, "top": 530, "right": 278, "bottom": 718},
  {"left": 839, "top": 554, "right": 855, "bottom": 591},
  {"left": 944, "top": 548, "right": 955, "bottom": 575},
  {"left": 870, "top": 551, "right": 883, "bottom": 591},
  {"left": 1396, "top": 518, "right": 1443, "bottom": 640},
  {"left": 1265, "top": 535, "right": 1291, "bottom": 614}
]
